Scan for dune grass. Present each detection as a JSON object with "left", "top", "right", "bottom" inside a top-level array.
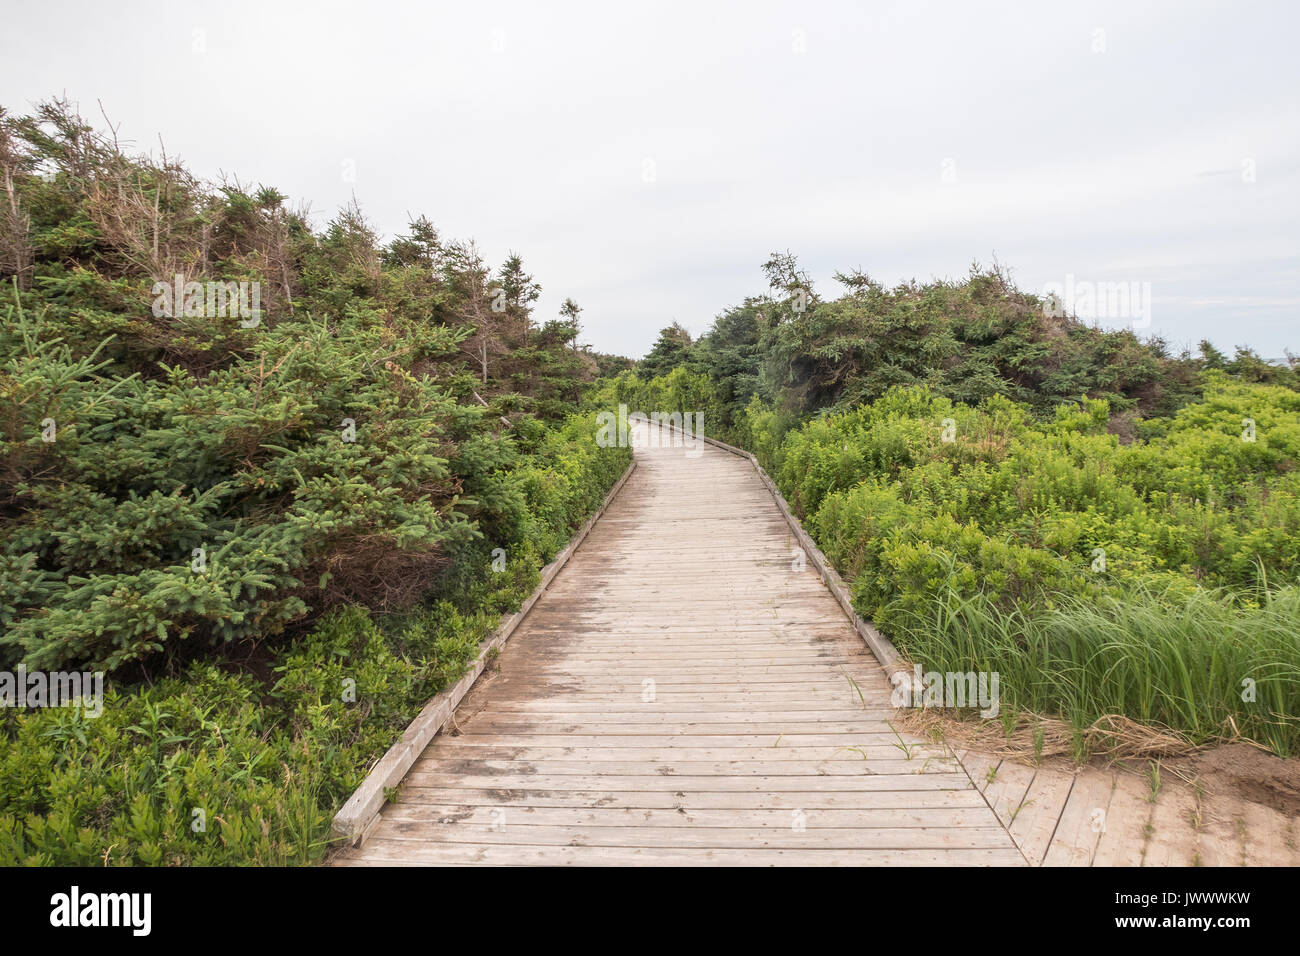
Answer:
[{"left": 889, "top": 584, "right": 1300, "bottom": 758}]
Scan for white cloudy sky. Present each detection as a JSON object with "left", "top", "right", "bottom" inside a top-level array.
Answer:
[{"left": 2, "top": 0, "right": 1297, "bottom": 358}]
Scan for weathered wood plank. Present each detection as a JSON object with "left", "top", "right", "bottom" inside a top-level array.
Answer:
[
  {"left": 1007, "top": 766, "right": 1075, "bottom": 866},
  {"left": 408, "top": 759, "right": 962, "bottom": 777},
  {"left": 1042, "top": 771, "right": 1116, "bottom": 867},
  {"left": 367, "top": 822, "right": 1018, "bottom": 849},
  {"left": 392, "top": 788, "right": 992, "bottom": 810},
  {"left": 340, "top": 842, "right": 1027, "bottom": 866},
  {"left": 379, "top": 805, "right": 998, "bottom": 827},
  {"left": 1142, "top": 779, "right": 1200, "bottom": 867},
  {"left": 1091, "top": 771, "right": 1155, "bottom": 867}
]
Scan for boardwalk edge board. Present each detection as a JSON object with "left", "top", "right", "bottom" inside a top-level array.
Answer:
[
  {"left": 661, "top": 421, "right": 910, "bottom": 681},
  {"left": 330, "top": 454, "right": 639, "bottom": 847}
]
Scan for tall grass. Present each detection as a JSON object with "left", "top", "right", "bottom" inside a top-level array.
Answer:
[{"left": 889, "top": 584, "right": 1300, "bottom": 757}]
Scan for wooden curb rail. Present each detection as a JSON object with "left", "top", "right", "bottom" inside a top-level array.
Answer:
[{"left": 330, "top": 453, "right": 638, "bottom": 847}]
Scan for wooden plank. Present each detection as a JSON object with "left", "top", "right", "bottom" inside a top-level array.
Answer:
[
  {"left": 367, "top": 821, "right": 1017, "bottom": 850},
  {"left": 1142, "top": 779, "right": 1200, "bottom": 867},
  {"left": 490, "top": 666, "right": 888, "bottom": 678},
  {"left": 505, "top": 649, "right": 874, "bottom": 662},
  {"left": 341, "top": 841, "right": 1027, "bottom": 866},
  {"left": 497, "top": 667, "right": 896, "bottom": 681},
  {"left": 452, "top": 723, "right": 910, "bottom": 738},
  {"left": 471, "top": 699, "right": 894, "bottom": 711},
  {"left": 1192, "top": 790, "right": 1248, "bottom": 867},
  {"left": 979, "top": 760, "right": 1037, "bottom": 825},
  {"left": 1042, "top": 771, "right": 1116, "bottom": 867},
  {"left": 409, "top": 760, "right": 962, "bottom": 778},
  {"left": 1091, "top": 770, "right": 1155, "bottom": 867},
  {"left": 958, "top": 753, "right": 999, "bottom": 794},
  {"left": 425, "top": 742, "right": 943, "bottom": 759},
  {"left": 463, "top": 709, "right": 902, "bottom": 723},
  {"left": 379, "top": 805, "right": 998, "bottom": 827},
  {"left": 1235, "top": 798, "right": 1299, "bottom": 866},
  {"left": 1007, "top": 765, "right": 1075, "bottom": 866},
  {"left": 393, "top": 788, "right": 991, "bottom": 810},
  {"left": 397, "top": 772, "right": 979, "bottom": 793},
  {"left": 428, "top": 733, "right": 933, "bottom": 749}
]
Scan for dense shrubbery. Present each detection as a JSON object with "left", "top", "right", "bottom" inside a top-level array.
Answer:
[
  {"left": 0, "top": 99, "right": 629, "bottom": 863},
  {"left": 608, "top": 257, "right": 1300, "bottom": 757},
  {"left": 776, "top": 376, "right": 1300, "bottom": 606},
  {"left": 0, "top": 412, "right": 626, "bottom": 865},
  {"left": 771, "top": 379, "right": 1300, "bottom": 754},
  {"left": 1, "top": 294, "right": 482, "bottom": 671},
  {"left": 639, "top": 251, "right": 1296, "bottom": 427}
]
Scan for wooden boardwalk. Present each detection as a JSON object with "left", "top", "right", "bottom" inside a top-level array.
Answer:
[{"left": 335, "top": 421, "right": 1024, "bottom": 865}]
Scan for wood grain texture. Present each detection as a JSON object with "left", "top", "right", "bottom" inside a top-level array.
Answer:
[{"left": 333, "top": 420, "right": 1021, "bottom": 866}]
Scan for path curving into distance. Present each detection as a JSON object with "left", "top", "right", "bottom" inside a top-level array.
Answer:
[{"left": 334, "top": 420, "right": 1024, "bottom": 865}]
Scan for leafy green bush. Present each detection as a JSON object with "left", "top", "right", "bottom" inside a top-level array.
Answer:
[
  {"left": 0, "top": 293, "right": 483, "bottom": 671},
  {"left": 787, "top": 379, "right": 1300, "bottom": 753},
  {"left": 0, "top": 412, "right": 629, "bottom": 865}
]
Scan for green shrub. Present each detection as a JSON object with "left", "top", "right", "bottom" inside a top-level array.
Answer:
[{"left": 0, "top": 412, "right": 629, "bottom": 865}]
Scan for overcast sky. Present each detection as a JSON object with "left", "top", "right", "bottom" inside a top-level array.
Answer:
[{"left": 3, "top": 0, "right": 1297, "bottom": 358}]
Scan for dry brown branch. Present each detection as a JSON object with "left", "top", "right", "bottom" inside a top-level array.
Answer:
[{"left": 0, "top": 110, "right": 33, "bottom": 290}]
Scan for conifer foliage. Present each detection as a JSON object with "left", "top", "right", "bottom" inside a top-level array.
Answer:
[
  {"left": 0, "top": 98, "right": 620, "bottom": 674},
  {"left": 0, "top": 98, "right": 633, "bottom": 865}
]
